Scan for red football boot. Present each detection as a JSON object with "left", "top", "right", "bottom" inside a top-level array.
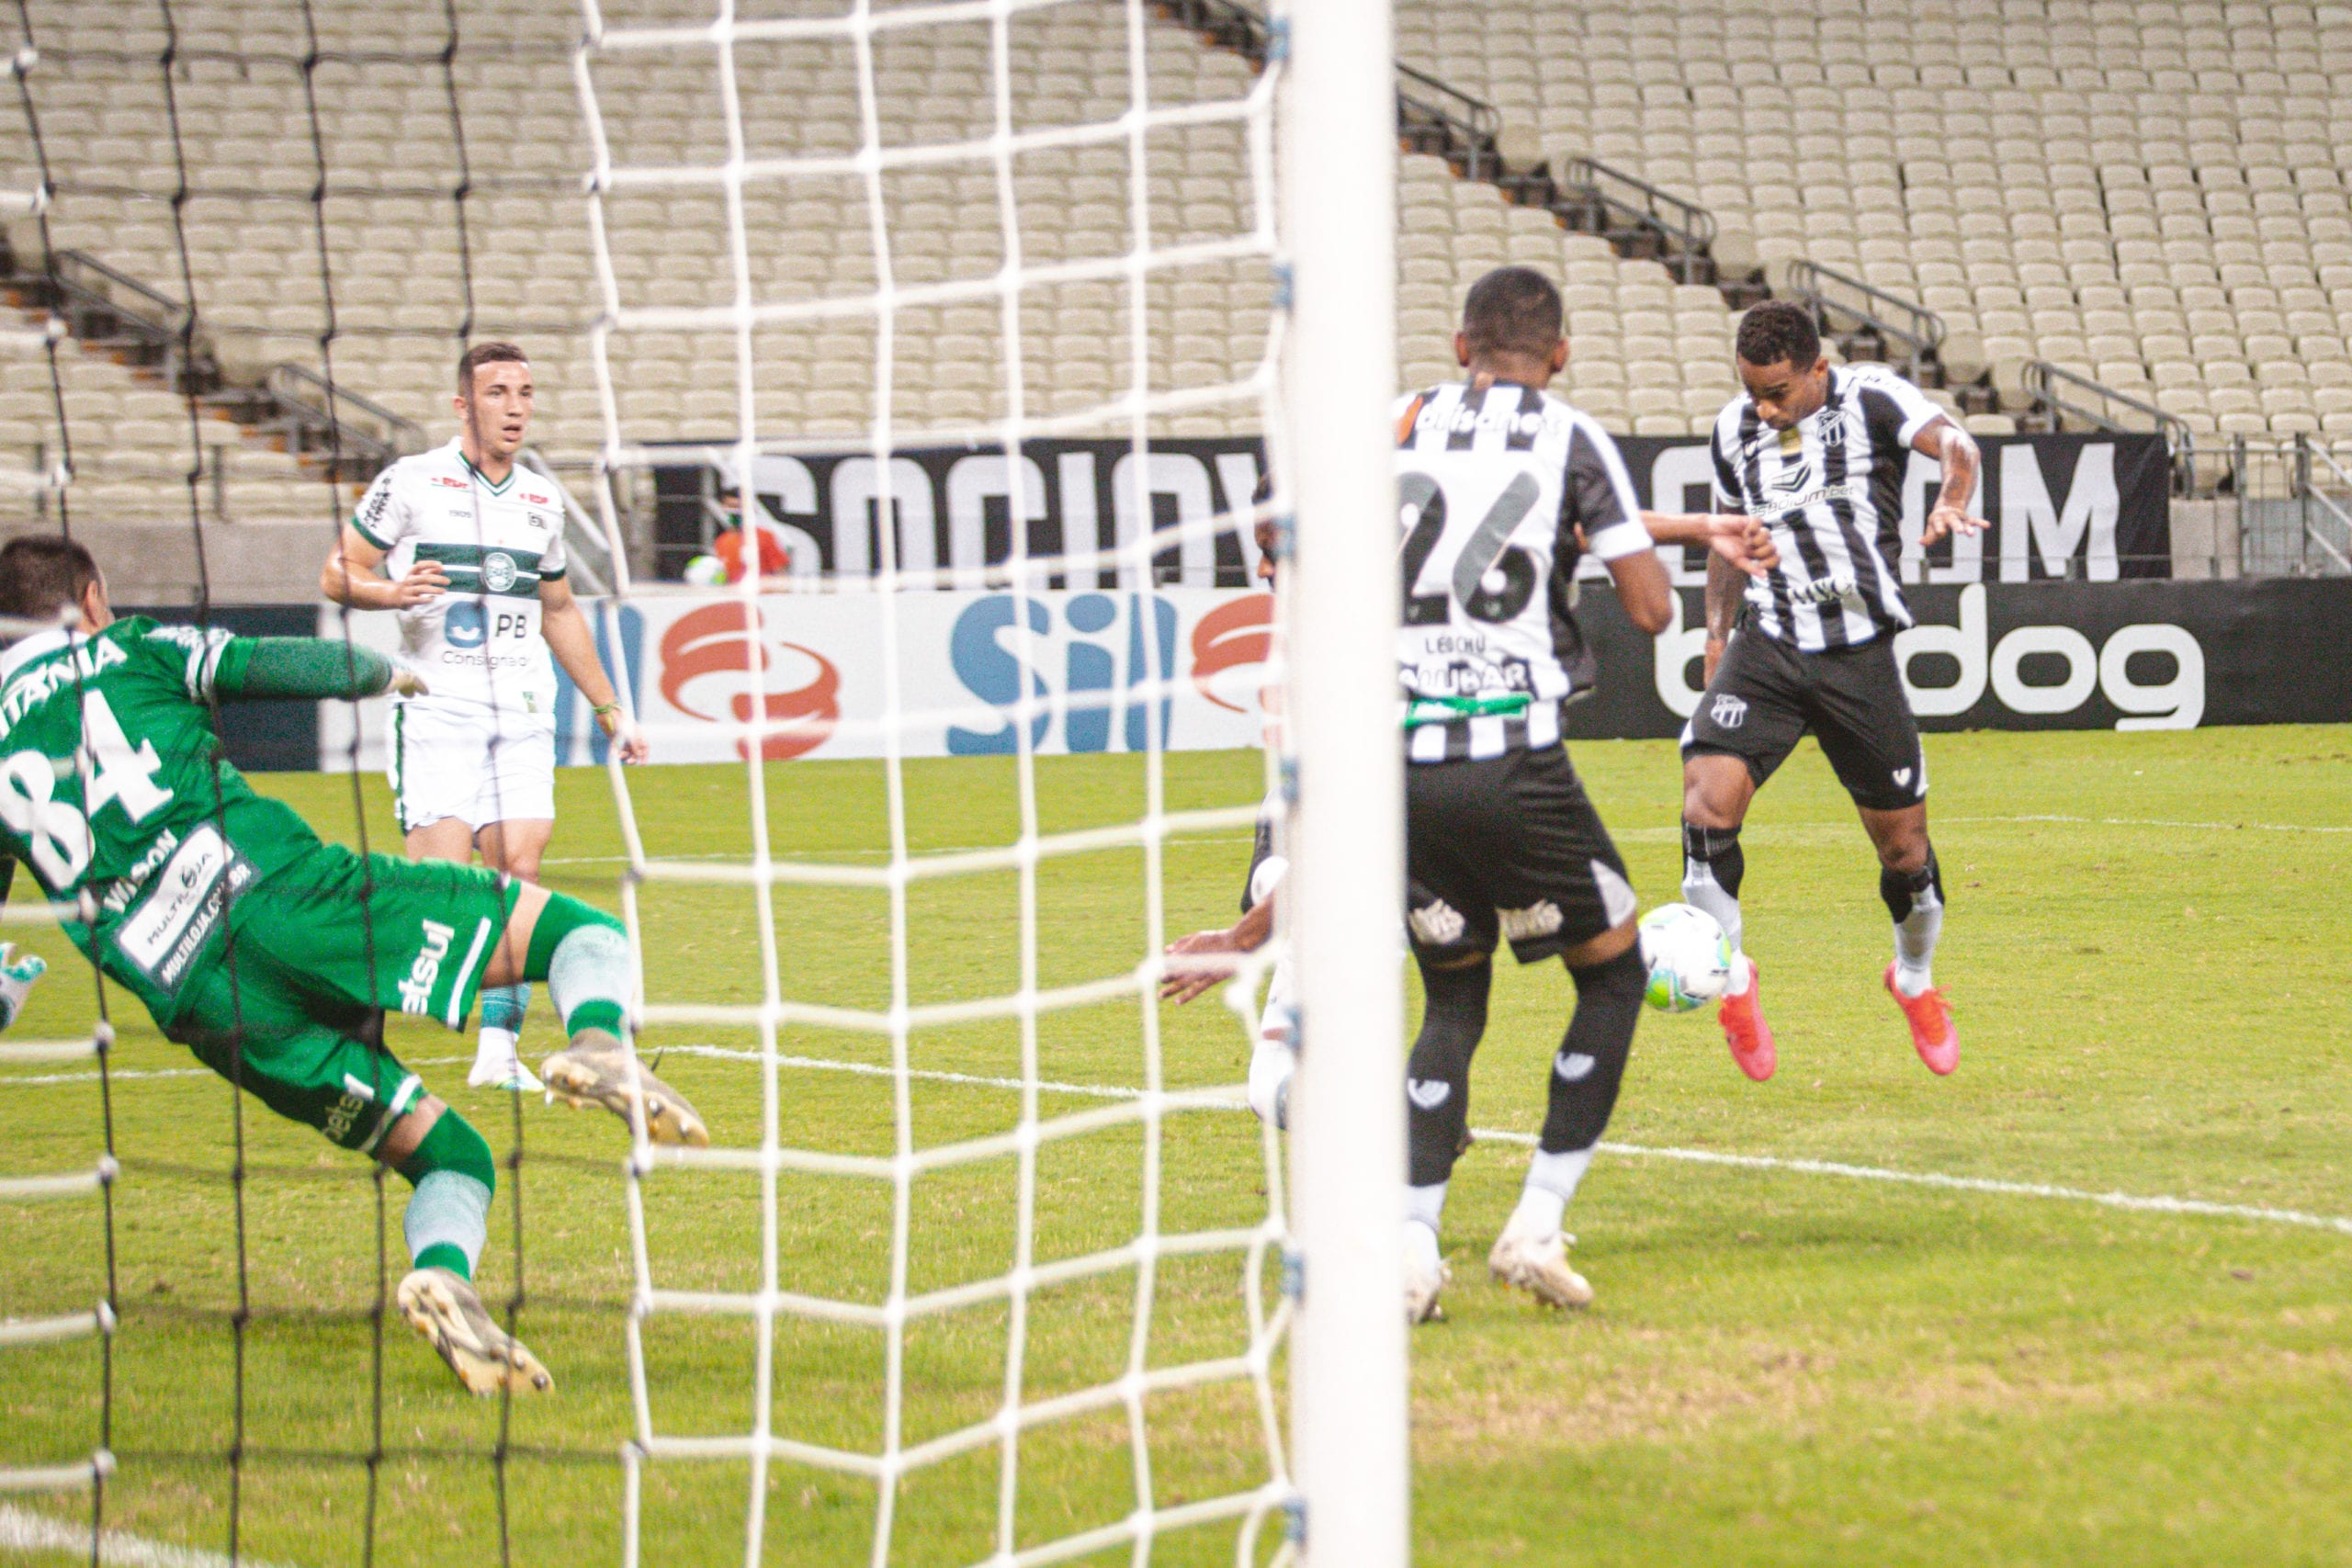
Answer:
[
  {"left": 1718, "top": 958, "right": 1776, "bottom": 1082},
  {"left": 1884, "top": 964, "right": 1958, "bottom": 1076}
]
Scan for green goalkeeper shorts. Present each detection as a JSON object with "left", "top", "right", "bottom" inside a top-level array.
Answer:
[{"left": 161, "top": 843, "right": 521, "bottom": 1153}]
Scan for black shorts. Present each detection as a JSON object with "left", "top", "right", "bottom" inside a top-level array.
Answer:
[
  {"left": 1681, "top": 629, "right": 1928, "bottom": 812},
  {"left": 1405, "top": 745, "right": 1637, "bottom": 966}
]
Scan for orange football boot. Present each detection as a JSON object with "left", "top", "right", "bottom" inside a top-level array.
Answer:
[
  {"left": 1718, "top": 958, "right": 1775, "bottom": 1081},
  {"left": 1884, "top": 964, "right": 1958, "bottom": 1076}
]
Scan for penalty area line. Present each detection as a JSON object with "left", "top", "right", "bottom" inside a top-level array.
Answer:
[
  {"left": 0, "top": 1504, "right": 307, "bottom": 1568},
  {"left": 13, "top": 1046, "right": 2348, "bottom": 1241},
  {"left": 657, "top": 1044, "right": 2352, "bottom": 1240}
]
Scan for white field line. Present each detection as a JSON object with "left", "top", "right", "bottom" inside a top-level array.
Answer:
[
  {"left": 12, "top": 1046, "right": 2351, "bottom": 1240},
  {"left": 0, "top": 1504, "right": 304, "bottom": 1568}
]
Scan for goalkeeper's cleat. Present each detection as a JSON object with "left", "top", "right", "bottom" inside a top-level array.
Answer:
[
  {"left": 1718, "top": 957, "right": 1776, "bottom": 1082},
  {"left": 1884, "top": 964, "right": 1959, "bottom": 1077},
  {"left": 396, "top": 1266, "right": 551, "bottom": 1396},
  {"left": 1404, "top": 1256, "right": 1451, "bottom": 1325},
  {"left": 540, "top": 1030, "right": 709, "bottom": 1146},
  {"left": 468, "top": 1054, "right": 542, "bottom": 1094},
  {"left": 1487, "top": 1222, "right": 1594, "bottom": 1311}
]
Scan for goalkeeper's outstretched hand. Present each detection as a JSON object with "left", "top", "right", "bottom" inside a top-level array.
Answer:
[
  {"left": 0, "top": 944, "right": 47, "bottom": 1032},
  {"left": 390, "top": 666, "right": 431, "bottom": 698}
]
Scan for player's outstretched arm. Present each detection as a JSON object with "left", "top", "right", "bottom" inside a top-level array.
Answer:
[
  {"left": 1915, "top": 419, "right": 1985, "bottom": 547},
  {"left": 322, "top": 524, "right": 447, "bottom": 610},
  {"left": 538, "top": 576, "right": 649, "bottom": 763},
  {"left": 1160, "top": 894, "right": 1275, "bottom": 1005},
  {"left": 1640, "top": 511, "right": 1779, "bottom": 578},
  {"left": 212, "top": 637, "right": 424, "bottom": 701}
]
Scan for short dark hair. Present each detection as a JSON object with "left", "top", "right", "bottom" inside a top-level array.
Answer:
[
  {"left": 1460, "top": 265, "right": 1564, "bottom": 360},
  {"left": 1736, "top": 301, "right": 1822, "bottom": 369},
  {"left": 457, "top": 341, "right": 529, "bottom": 396},
  {"left": 0, "top": 536, "right": 100, "bottom": 622}
]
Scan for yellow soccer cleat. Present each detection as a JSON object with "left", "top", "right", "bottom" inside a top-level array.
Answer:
[
  {"left": 397, "top": 1266, "right": 552, "bottom": 1396},
  {"left": 540, "top": 1029, "right": 709, "bottom": 1147}
]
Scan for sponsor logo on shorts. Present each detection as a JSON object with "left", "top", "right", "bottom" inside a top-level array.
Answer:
[
  {"left": 323, "top": 1090, "right": 368, "bottom": 1143},
  {"left": 1499, "top": 901, "right": 1564, "bottom": 942},
  {"left": 399, "top": 919, "right": 457, "bottom": 1016},
  {"left": 1554, "top": 1050, "right": 1595, "bottom": 1082},
  {"left": 1406, "top": 1077, "right": 1452, "bottom": 1111},
  {"left": 1711, "top": 693, "right": 1748, "bottom": 729},
  {"left": 1408, "top": 898, "right": 1467, "bottom": 948}
]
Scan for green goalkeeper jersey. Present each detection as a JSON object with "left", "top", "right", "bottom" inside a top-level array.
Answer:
[{"left": 0, "top": 616, "right": 370, "bottom": 1021}]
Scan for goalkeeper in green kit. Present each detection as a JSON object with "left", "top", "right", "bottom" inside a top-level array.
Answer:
[{"left": 0, "top": 537, "right": 705, "bottom": 1396}]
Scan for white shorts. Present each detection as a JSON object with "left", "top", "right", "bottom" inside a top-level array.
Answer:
[{"left": 388, "top": 700, "right": 557, "bottom": 834}]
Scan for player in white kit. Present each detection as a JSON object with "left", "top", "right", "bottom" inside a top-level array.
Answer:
[{"left": 322, "top": 343, "right": 648, "bottom": 1091}]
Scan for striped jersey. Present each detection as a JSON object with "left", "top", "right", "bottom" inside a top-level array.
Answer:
[
  {"left": 350, "top": 439, "right": 570, "bottom": 713},
  {"left": 1395, "top": 379, "right": 1651, "bottom": 764},
  {"left": 1709, "top": 364, "right": 1949, "bottom": 651}
]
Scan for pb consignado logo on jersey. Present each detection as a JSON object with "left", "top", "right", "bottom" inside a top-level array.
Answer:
[{"left": 443, "top": 601, "right": 487, "bottom": 649}]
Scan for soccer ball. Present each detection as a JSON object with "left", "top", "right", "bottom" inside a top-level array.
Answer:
[
  {"left": 1637, "top": 903, "right": 1733, "bottom": 1012},
  {"left": 683, "top": 553, "right": 729, "bottom": 586}
]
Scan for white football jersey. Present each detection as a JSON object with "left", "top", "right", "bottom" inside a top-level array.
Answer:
[
  {"left": 351, "top": 439, "right": 571, "bottom": 713},
  {"left": 1395, "top": 380, "right": 1651, "bottom": 763}
]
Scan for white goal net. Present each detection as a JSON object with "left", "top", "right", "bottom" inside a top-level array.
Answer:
[{"left": 571, "top": 1, "right": 1400, "bottom": 1564}]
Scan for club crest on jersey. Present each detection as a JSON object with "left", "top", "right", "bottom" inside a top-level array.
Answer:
[
  {"left": 481, "top": 552, "right": 520, "bottom": 592},
  {"left": 1711, "top": 693, "right": 1748, "bottom": 728}
]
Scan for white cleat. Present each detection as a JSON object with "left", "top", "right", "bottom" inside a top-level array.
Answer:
[
  {"left": 396, "top": 1266, "right": 552, "bottom": 1396},
  {"left": 1487, "top": 1224, "right": 1595, "bottom": 1311},
  {"left": 1405, "top": 1257, "right": 1452, "bottom": 1325},
  {"left": 468, "top": 1055, "right": 542, "bottom": 1093},
  {"left": 539, "top": 1029, "right": 709, "bottom": 1147}
]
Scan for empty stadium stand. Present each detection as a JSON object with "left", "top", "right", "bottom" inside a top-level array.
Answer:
[{"left": 1395, "top": 0, "right": 2352, "bottom": 450}]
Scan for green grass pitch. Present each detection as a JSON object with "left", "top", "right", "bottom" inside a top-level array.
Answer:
[{"left": 4, "top": 726, "right": 2349, "bottom": 1566}]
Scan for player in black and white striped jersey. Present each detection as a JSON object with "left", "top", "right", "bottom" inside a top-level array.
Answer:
[
  {"left": 1395, "top": 267, "right": 1776, "bottom": 1323},
  {"left": 1681, "top": 301, "right": 1987, "bottom": 1084}
]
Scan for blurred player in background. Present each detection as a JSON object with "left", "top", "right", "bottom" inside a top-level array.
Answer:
[
  {"left": 322, "top": 343, "right": 649, "bottom": 1093},
  {"left": 1683, "top": 300, "right": 1985, "bottom": 1082}
]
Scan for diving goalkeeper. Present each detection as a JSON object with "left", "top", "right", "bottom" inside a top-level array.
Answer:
[{"left": 0, "top": 536, "right": 705, "bottom": 1397}]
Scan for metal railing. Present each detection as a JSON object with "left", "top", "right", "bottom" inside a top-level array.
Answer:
[
  {"left": 262, "top": 364, "right": 424, "bottom": 476},
  {"left": 1787, "top": 259, "right": 1943, "bottom": 380},
  {"left": 1552, "top": 156, "right": 1716, "bottom": 278},
  {"left": 1395, "top": 62, "right": 1503, "bottom": 180},
  {"left": 40, "top": 249, "right": 210, "bottom": 386},
  {"left": 2024, "top": 362, "right": 2199, "bottom": 494}
]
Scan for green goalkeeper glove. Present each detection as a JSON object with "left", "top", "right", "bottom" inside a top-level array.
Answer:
[{"left": 0, "top": 944, "right": 47, "bottom": 1032}]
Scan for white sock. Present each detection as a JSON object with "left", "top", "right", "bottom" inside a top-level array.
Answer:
[
  {"left": 1681, "top": 862, "right": 1744, "bottom": 980},
  {"left": 474, "top": 1025, "right": 520, "bottom": 1067},
  {"left": 1404, "top": 1217, "right": 1442, "bottom": 1276},
  {"left": 1894, "top": 888, "right": 1943, "bottom": 998},
  {"left": 1510, "top": 1146, "right": 1592, "bottom": 1236},
  {"left": 1405, "top": 1181, "right": 1447, "bottom": 1269}
]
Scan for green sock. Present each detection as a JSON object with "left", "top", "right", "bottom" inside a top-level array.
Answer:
[
  {"left": 413, "top": 1242, "right": 471, "bottom": 1280},
  {"left": 526, "top": 892, "right": 632, "bottom": 1040}
]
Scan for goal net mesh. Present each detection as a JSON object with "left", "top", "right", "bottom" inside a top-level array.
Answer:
[{"left": 575, "top": 2, "right": 1297, "bottom": 1563}]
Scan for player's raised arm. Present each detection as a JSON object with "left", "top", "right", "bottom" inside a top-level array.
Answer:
[
  {"left": 537, "top": 573, "right": 649, "bottom": 764},
  {"left": 1914, "top": 417, "right": 1985, "bottom": 547},
  {"left": 322, "top": 524, "right": 447, "bottom": 609},
  {"left": 209, "top": 636, "right": 427, "bottom": 701}
]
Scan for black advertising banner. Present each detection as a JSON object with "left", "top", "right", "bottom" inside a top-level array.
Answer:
[
  {"left": 651, "top": 429, "right": 2171, "bottom": 585},
  {"left": 1565, "top": 578, "right": 2352, "bottom": 741},
  {"left": 130, "top": 604, "right": 322, "bottom": 772}
]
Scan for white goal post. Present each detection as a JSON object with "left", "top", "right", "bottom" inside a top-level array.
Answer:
[{"left": 1279, "top": 0, "right": 1408, "bottom": 1563}]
